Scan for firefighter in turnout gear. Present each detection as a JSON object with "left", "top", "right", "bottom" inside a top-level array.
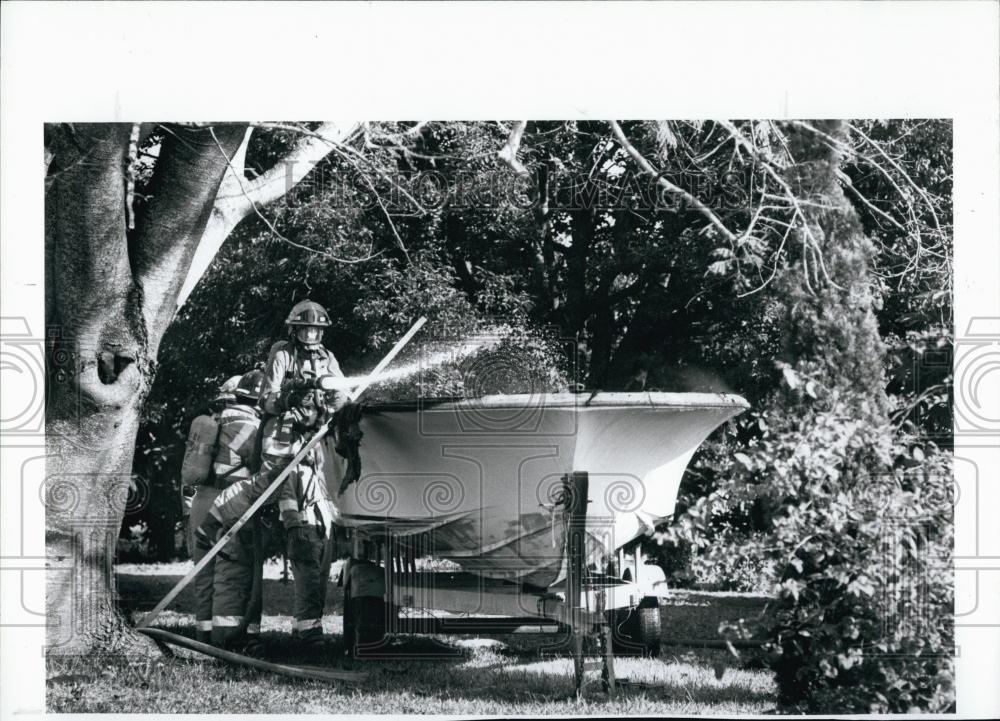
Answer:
[
  {"left": 208, "top": 370, "right": 267, "bottom": 656},
  {"left": 261, "top": 300, "right": 346, "bottom": 648},
  {"left": 184, "top": 375, "right": 242, "bottom": 643}
]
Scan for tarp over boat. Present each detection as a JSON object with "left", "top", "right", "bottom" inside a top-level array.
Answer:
[{"left": 324, "top": 392, "right": 748, "bottom": 587}]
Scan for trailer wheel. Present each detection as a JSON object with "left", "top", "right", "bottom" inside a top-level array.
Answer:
[
  {"left": 636, "top": 606, "right": 661, "bottom": 657},
  {"left": 609, "top": 605, "right": 661, "bottom": 657}
]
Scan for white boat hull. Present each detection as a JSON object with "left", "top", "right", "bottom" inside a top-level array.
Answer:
[{"left": 324, "top": 392, "right": 747, "bottom": 587}]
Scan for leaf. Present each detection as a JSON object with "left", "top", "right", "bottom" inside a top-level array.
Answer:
[
  {"left": 734, "top": 452, "right": 753, "bottom": 470},
  {"left": 782, "top": 366, "right": 800, "bottom": 390},
  {"left": 707, "top": 260, "right": 731, "bottom": 276}
]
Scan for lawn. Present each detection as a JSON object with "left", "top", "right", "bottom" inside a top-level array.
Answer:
[{"left": 47, "top": 561, "right": 777, "bottom": 714}]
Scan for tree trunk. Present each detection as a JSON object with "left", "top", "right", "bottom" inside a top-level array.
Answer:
[{"left": 45, "top": 123, "right": 248, "bottom": 657}]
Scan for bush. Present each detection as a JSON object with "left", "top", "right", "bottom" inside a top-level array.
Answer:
[{"left": 761, "top": 442, "right": 954, "bottom": 713}]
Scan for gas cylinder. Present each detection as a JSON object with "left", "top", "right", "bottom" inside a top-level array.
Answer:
[{"left": 181, "top": 413, "right": 220, "bottom": 485}]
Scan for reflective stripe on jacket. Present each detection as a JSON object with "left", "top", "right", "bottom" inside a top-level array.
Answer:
[
  {"left": 259, "top": 340, "right": 343, "bottom": 534},
  {"left": 261, "top": 341, "right": 346, "bottom": 416},
  {"left": 212, "top": 404, "right": 261, "bottom": 486}
]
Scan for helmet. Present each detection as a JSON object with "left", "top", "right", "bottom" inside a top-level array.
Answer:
[
  {"left": 285, "top": 300, "right": 331, "bottom": 328},
  {"left": 210, "top": 374, "right": 242, "bottom": 408},
  {"left": 234, "top": 370, "right": 266, "bottom": 402}
]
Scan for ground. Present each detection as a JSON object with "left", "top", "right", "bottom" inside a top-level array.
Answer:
[{"left": 47, "top": 561, "right": 777, "bottom": 714}]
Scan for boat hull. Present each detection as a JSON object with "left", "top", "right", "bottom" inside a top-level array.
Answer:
[{"left": 324, "top": 392, "right": 747, "bottom": 587}]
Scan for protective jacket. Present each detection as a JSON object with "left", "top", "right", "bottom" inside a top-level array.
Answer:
[
  {"left": 213, "top": 404, "right": 262, "bottom": 484},
  {"left": 260, "top": 340, "right": 345, "bottom": 534},
  {"left": 261, "top": 340, "right": 346, "bottom": 416},
  {"left": 207, "top": 402, "right": 263, "bottom": 648}
]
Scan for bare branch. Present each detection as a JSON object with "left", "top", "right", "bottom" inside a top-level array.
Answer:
[
  {"left": 240, "top": 122, "right": 362, "bottom": 209},
  {"left": 716, "top": 120, "right": 844, "bottom": 292},
  {"left": 497, "top": 121, "right": 529, "bottom": 176},
  {"left": 738, "top": 221, "right": 794, "bottom": 298},
  {"left": 176, "top": 122, "right": 364, "bottom": 308},
  {"left": 844, "top": 121, "right": 943, "bottom": 235},
  {"left": 207, "top": 128, "right": 385, "bottom": 266},
  {"left": 835, "top": 168, "right": 906, "bottom": 232},
  {"left": 405, "top": 121, "right": 430, "bottom": 138},
  {"left": 792, "top": 120, "right": 943, "bottom": 236},
  {"left": 609, "top": 121, "right": 738, "bottom": 243}
]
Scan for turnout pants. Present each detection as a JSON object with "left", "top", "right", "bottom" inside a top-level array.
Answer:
[
  {"left": 287, "top": 522, "right": 332, "bottom": 639},
  {"left": 211, "top": 519, "right": 265, "bottom": 647},
  {"left": 188, "top": 485, "right": 222, "bottom": 640},
  {"left": 259, "top": 420, "right": 335, "bottom": 641}
]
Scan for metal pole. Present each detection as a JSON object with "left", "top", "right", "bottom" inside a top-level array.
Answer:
[
  {"left": 597, "top": 586, "right": 616, "bottom": 698},
  {"left": 346, "top": 316, "right": 427, "bottom": 402},
  {"left": 563, "top": 470, "right": 589, "bottom": 698}
]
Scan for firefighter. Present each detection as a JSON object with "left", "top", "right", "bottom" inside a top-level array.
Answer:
[
  {"left": 183, "top": 375, "right": 241, "bottom": 643},
  {"left": 208, "top": 370, "right": 267, "bottom": 655},
  {"left": 260, "top": 299, "right": 346, "bottom": 649},
  {"left": 197, "top": 300, "right": 347, "bottom": 650}
]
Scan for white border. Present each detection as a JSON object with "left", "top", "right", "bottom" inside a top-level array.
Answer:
[{"left": 2, "top": 1, "right": 998, "bottom": 718}]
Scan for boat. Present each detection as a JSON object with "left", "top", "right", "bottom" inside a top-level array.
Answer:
[{"left": 323, "top": 392, "right": 748, "bottom": 588}]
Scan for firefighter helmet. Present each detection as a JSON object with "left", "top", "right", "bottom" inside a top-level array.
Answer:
[
  {"left": 285, "top": 300, "right": 331, "bottom": 328},
  {"left": 211, "top": 375, "right": 243, "bottom": 406},
  {"left": 234, "top": 370, "right": 266, "bottom": 402}
]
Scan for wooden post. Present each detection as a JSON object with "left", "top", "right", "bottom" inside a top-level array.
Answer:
[
  {"left": 597, "top": 587, "right": 617, "bottom": 698},
  {"left": 563, "top": 471, "right": 589, "bottom": 698}
]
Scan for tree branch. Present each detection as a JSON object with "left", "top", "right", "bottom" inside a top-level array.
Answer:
[
  {"left": 716, "top": 120, "right": 844, "bottom": 292},
  {"left": 608, "top": 120, "right": 738, "bottom": 243},
  {"left": 175, "top": 122, "right": 362, "bottom": 309},
  {"left": 497, "top": 121, "right": 529, "bottom": 176},
  {"left": 229, "top": 122, "right": 362, "bottom": 211}
]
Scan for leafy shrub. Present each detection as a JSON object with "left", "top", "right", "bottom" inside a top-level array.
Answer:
[
  {"left": 754, "top": 426, "right": 953, "bottom": 713},
  {"left": 676, "top": 383, "right": 955, "bottom": 712}
]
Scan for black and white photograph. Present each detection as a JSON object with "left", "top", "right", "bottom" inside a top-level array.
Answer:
[{"left": 2, "top": 2, "right": 999, "bottom": 718}]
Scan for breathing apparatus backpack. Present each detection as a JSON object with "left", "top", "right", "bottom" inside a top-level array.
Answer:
[{"left": 180, "top": 412, "right": 221, "bottom": 486}]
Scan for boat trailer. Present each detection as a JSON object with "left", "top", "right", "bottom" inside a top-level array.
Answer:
[{"left": 340, "top": 471, "right": 666, "bottom": 698}]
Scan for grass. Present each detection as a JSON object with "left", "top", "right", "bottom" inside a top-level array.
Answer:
[{"left": 47, "top": 561, "right": 777, "bottom": 714}]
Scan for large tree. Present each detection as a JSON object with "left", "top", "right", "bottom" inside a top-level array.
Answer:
[{"left": 44, "top": 121, "right": 357, "bottom": 656}]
